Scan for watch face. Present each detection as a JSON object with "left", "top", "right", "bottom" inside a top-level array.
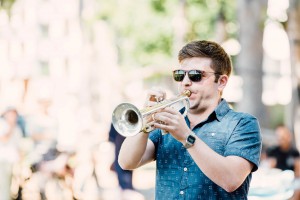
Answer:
[{"left": 187, "top": 135, "right": 196, "bottom": 144}]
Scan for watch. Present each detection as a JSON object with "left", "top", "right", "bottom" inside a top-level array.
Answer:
[{"left": 184, "top": 133, "right": 196, "bottom": 149}]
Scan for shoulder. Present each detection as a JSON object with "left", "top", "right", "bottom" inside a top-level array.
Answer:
[
  {"left": 225, "top": 110, "right": 260, "bottom": 132},
  {"left": 218, "top": 100, "right": 258, "bottom": 122},
  {"left": 266, "top": 146, "right": 279, "bottom": 153},
  {"left": 291, "top": 147, "right": 300, "bottom": 156},
  {"left": 230, "top": 111, "right": 260, "bottom": 131},
  {"left": 228, "top": 109, "right": 258, "bottom": 121}
]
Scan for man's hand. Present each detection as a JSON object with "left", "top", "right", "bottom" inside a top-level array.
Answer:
[{"left": 152, "top": 106, "right": 191, "bottom": 143}]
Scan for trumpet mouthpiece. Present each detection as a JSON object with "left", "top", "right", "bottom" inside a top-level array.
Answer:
[{"left": 183, "top": 90, "right": 191, "bottom": 97}]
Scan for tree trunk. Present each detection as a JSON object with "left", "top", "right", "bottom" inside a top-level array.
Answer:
[
  {"left": 287, "top": 0, "right": 300, "bottom": 148},
  {"left": 172, "top": 0, "right": 187, "bottom": 57},
  {"left": 236, "top": 0, "right": 269, "bottom": 128}
]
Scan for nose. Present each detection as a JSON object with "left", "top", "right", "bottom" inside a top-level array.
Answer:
[{"left": 182, "top": 72, "right": 192, "bottom": 86}]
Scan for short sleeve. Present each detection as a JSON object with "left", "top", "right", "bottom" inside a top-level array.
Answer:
[
  {"left": 224, "top": 115, "right": 262, "bottom": 172},
  {"left": 148, "top": 129, "right": 162, "bottom": 158},
  {"left": 293, "top": 148, "right": 300, "bottom": 158},
  {"left": 266, "top": 146, "right": 277, "bottom": 157}
]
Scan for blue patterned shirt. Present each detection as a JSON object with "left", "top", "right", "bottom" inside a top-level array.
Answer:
[{"left": 149, "top": 99, "right": 262, "bottom": 200}]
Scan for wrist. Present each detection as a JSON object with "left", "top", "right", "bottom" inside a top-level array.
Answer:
[{"left": 183, "top": 132, "right": 196, "bottom": 149}]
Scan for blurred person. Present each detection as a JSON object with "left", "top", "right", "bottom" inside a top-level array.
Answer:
[
  {"left": 71, "top": 131, "right": 101, "bottom": 200},
  {"left": 0, "top": 107, "right": 23, "bottom": 200},
  {"left": 266, "top": 124, "right": 300, "bottom": 199},
  {"left": 118, "top": 40, "right": 262, "bottom": 199},
  {"left": 26, "top": 98, "right": 58, "bottom": 148},
  {"left": 266, "top": 125, "right": 300, "bottom": 171},
  {"left": 23, "top": 98, "right": 61, "bottom": 199},
  {"left": 17, "top": 114, "right": 27, "bottom": 138},
  {"left": 25, "top": 98, "right": 58, "bottom": 171},
  {"left": 108, "top": 123, "right": 144, "bottom": 200}
]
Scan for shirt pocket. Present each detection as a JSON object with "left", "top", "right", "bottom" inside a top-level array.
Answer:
[{"left": 200, "top": 131, "right": 227, "bottom": 155}]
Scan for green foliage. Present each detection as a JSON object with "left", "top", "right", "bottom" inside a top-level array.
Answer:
[
  {"left": 94, "top": 0, "right": 237, "bottom": 69},
  {"left": 268, "top": 105, "right": 285, "bottom": 129},
  {"left": 185, "top": 0, "right": 237, "bottom": 40},
  {"left": 150, "top": 0, "right": 167, "bottom": 13},
  {"left": 0, "top": 0, "right": 16, "bottom": 12}
]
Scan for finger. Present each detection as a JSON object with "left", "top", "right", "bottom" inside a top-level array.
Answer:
[
  {"left": 160, "top": 108, "right": 183, "bottom": 119},
  {"left": 145, "top": 101, "right": 159, "bottom": 107},
  {"left": 152, "top": 113, "right": 156, "bottom": 121},
  {"left": 147, "top": 88, "right": 166, "bottom": 102},
  {"left": 161, "top": 112, "right": 178, "bottom": 120},
  {"left": 153, "top": 112, "right": 174, "bottom": 126},
  {"left": 163, "top": 107, "right": 180, "bottom": 114},
  {"left": 153, "top": 121, "right": 169, "bottom": 130},
  {"left": 148, "top": 88, "right": 164, "bottom": 97},
  {"left": 149, "top": 95, "right": 165, "bottom": 102},
  {"left": 154, "top": 112, "right": 167, "bottom": 121}
]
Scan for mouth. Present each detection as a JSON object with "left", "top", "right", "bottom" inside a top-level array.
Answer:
[
  {"left": 188, "top": 92, "right": 195, "bottom": 100},
  {"left": 182, "top": 89, "right": 193, "bottom": 99},
  {"left": 189, "top": 90, "right": 194, "bottom": 97}
]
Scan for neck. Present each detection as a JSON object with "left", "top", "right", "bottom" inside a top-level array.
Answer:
[
  {"left": 188, "top": 108, "right": 214, "bottom": 129},
  {"left": 280, "top": 144, "right": 291, "bottom": 151},
  {"left": 188, "top": 98, "right": 221, "bottom": 129}
]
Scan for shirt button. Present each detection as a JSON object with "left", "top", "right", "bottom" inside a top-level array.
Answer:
[
  {"left": 183, "top": 167, "right": 188, "bottom": 172},
  {"left": 180, "top": 191, "right": 184, "bottom": 195}
]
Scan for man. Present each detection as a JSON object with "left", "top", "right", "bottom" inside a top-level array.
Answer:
[
  {"left": 0, "top": 107, "right": 23, "bottom": 200},
  {"left": 118, "top": 40, "right": 262, "bottom": 199},
  {"left": 267, "top": 125, "right": 300, "bottom": 172},
  {"left": 266, "top": 125, "right": 300, "bottom": 200},
  {"left": 109, "top": 123, "right": 134, "bottom": 191},
  {"left": 108, "top": 123, "right": 144, "bottom": 200}
]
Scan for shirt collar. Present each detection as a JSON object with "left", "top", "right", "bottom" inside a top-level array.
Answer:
[
  {"left": 214, "top": 98, "right": 231, "bottom": 121},
  {"left": 184, "top": 98, "right": 231, "bottom": 128}
]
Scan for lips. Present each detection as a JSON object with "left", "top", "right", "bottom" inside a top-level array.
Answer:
[{"left": 188, "top": 92, "right": 195, "bottom": 99}]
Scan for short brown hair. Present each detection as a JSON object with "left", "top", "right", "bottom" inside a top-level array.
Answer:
[{"left": 178, "top": 40, "right": 232, "bottom": 77}]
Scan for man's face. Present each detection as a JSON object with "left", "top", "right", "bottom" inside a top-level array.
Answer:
[
  {"left": 175, "top": 57, "right": 223, "bottom": 113},
  {"left": 276, "top": 127, "right": 292, "bottom": 148},
  {"left": 3, "top": 110, "right": 18, "bottom": 125}
]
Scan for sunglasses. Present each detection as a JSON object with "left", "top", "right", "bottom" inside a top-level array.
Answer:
[{"left": 173, "top": 70, "right": 220, "bottom": 82}]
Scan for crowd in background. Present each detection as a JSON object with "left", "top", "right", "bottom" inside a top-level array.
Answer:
[
  {"left": 0, "top": 101, "right": 147, "bottom": 200},
  {"left": 0, "top": 91, "right": 299, "bottom": 200},
  {"left": 249, "top": 125, "right": 300, "bottom": 200},
  {"left": 1, "top": 102, "right": 300, "bottom": 200},
  {"left": 0, "top": 103, "right": 79, "bottom": 200}
]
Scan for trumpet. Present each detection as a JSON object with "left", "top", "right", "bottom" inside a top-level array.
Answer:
[{"left": 112, "top": 90, "right": 191, "bottom": 137}]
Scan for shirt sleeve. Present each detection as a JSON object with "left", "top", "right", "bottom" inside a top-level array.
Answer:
[
  {"left": 148, "top": 129, "right": 162, "bottom": 159},
  {"left": 266, "top": 146, "right": 278, "bottom": 157},
  {"left": 293, "top": 148, "right": 300, "bottom": 158},
  {"left": 224, "top": 114, "right": 262, "bottom": 172}
]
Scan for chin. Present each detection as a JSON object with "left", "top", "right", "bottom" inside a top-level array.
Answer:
[{"left": 188, "top": 103, "right": 197, "bottom": 110}]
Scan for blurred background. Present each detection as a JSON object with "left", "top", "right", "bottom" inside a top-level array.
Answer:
[{"left": 0, "top": 0, "right": 299, "bottom": 199}]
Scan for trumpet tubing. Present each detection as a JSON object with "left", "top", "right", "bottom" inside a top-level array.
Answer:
[{"left": 112, "top": 90, "right": 191, "bottom": 137}]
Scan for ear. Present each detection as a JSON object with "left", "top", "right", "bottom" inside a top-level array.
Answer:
[{"left": 217, "top": 75, "right": 228, "bottom": 91}]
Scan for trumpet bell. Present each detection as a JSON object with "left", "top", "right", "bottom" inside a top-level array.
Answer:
[{"left": 112, "top": 103, "right": 143, "bottom": 137}]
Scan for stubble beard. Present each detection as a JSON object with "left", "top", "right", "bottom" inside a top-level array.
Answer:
[{"left": 188, "top": 98, "right": 208, "bottom": 114}]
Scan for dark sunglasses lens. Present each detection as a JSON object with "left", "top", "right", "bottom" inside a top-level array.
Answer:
[
  {"left": 188, "top": 70, "right": 202, "bottom": 82},
  {"left": 173, "top": 70, "right": 185, "bottom": 82}
]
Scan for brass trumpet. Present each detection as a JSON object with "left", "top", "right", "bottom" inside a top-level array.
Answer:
[{"left": 112, "top": 90, "right": 191, "bottom": 137}]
